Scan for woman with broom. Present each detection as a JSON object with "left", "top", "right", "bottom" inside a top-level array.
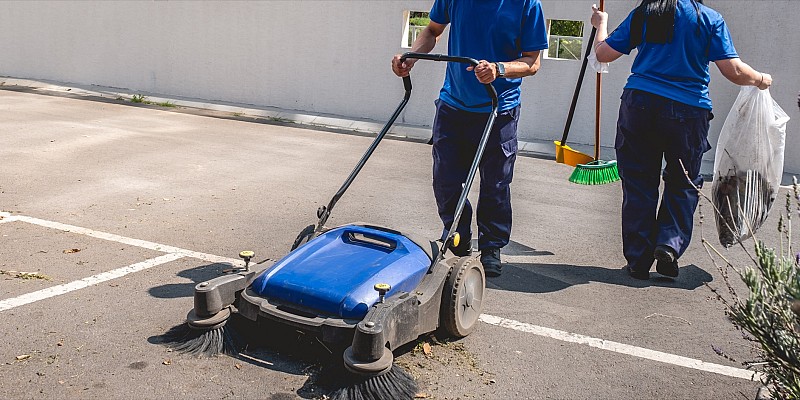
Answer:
[{"left": 589, "top": 0, "right": 772, "bottom": 280}]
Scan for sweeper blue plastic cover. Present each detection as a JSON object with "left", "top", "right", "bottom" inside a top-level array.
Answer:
[{"left": 250, "top": 225, "right": 431, "bottom": 320}]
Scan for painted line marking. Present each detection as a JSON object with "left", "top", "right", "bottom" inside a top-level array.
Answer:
[
  {"left": 479, "top": 314, "right": 762, "bottom": 381},
  {"left": 0, "top": 211, "right": 17, "bottom": 224},
  {"left": 0, "top": 253, "right": 184, "bottom": 312},
  {"left": 9, "top": 214, "right": 242, "bottom": 266}
]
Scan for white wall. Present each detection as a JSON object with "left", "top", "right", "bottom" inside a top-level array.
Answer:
[{"left": 1, "top": 0, "right": 797, "bottom": 178}]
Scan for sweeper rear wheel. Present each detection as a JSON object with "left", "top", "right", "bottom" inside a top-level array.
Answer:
[{"left": 440, "top": 256, "right": 485, "bottom": 338}]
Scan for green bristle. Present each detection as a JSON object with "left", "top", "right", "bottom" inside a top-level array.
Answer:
[{"left": 569, "top": 160, "right": 620, "bottom": 185}]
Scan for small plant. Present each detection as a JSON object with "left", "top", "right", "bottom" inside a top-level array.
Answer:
[
  {"left": 154, "top": 101, "right": 175, "bottom": 108},
  {"left": 268, "top": 116, "right": 293, "bottom": 124},
  {"left": 704, "top": 177, "right": 800, "bottom": 399},
  {"left": 131, "top": 94, "right": 146, "bottom": 103}
]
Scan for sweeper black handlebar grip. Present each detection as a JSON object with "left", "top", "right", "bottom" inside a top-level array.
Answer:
[{"left": 400, "top": 52, "right": 498, "bottom": 107}]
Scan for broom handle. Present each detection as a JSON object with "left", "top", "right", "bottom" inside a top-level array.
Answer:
[
  {"left": 560, "top": 26, "right": 597, "bottom": 145},
  {"left": 595, "top": 0, "right": 605, "bottom": 161}
]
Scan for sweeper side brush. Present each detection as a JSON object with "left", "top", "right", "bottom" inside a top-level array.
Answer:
[
  {"left": 330, "top": 362, "right": 417, "bottom": 400},
  {"left": 160, "top": 53, "right": 493, "bottom": 400},
  {"left": 159, "top": 251, "right": 256, "bottom": 357},
  {"left": 160, "top": 307, "right": 237, "bottom": 357}
]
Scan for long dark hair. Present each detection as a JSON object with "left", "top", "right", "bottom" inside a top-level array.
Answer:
[{"left": 630, "top": 0, "right": 704, "bottom": 46}]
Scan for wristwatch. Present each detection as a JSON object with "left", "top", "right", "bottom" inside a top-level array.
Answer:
[{"left": 494, "top": 62, "right": 506, "bottom": 78}]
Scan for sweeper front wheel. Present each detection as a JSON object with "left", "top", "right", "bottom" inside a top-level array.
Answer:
[{"left": 440, "top": 256, "right": 485, "bottom": 338}]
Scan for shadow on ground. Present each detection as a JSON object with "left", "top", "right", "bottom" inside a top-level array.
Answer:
[
  {"left": 148, "top": 259, "right": 271, "bottom": 299},
  {"left": 147, "top": 263, "right": 231, "bottom": 298},
  {"left": 503, "top": 240, "right": 554, "bottom": 257},
  {"left": 488, "top": 262, "right": 713, "bottom": 293}
]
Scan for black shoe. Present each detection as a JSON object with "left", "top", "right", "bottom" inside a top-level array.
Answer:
[
  {"left": 654, "top": 245, "right": 679, "bottom": 278},
  {"left": 480, "top": 248, "right": 502, "bottom": 277},
  {"left": 623, "top": 265, "right": 650, "bottom": 280},
  {"left": 449, "top": 236, "right": 473, "bottom": 257}
]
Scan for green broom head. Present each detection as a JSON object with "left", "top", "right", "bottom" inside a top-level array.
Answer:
[{"left": 569, "top": 160, "right": 620, "bottom": 185}]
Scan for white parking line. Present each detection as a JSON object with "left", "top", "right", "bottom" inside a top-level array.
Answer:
[
  {"left": 1, "top": 212, "right": 763, "bottom": 382},
  {"left": 479, "top": 314, "right": 762, "bottom": 381},
  {"left": 9, "top": 214, "right": 242, "bottom": 266},
  {"left": 0, "top": 253, "right": 183, "bottom": 312}
]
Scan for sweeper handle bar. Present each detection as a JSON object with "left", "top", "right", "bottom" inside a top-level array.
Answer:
[
  {"left": 315, "top": 53, "right": 498, "bottom": 236},
  {"left": 398, "top": 53, "right": 500, "bottom": 269},
  {"left": 400, "top": 52, "right": 499, "bottom": 108}
]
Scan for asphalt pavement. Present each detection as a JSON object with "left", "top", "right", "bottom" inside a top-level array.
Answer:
[{"left": 0, "top": 86, "right": 787, "bottom": 399}]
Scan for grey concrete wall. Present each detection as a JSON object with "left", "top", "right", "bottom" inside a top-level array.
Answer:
[{"left": 1, "top": 0, "right": 797, "bottom": 178}]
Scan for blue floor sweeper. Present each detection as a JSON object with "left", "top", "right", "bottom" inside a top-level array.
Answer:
[{"left": 165, "top": 53, "right": 498, "bottom": 398}]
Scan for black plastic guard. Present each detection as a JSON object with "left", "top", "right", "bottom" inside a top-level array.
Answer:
[
  {"left": 350, "top": 292, "right": 420, "bottom": 362},
  {"left": 193, "top": 267, "right": 265, "bottom": 317}
]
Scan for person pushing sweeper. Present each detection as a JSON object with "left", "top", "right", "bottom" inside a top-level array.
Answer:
[
  {"left": 391, "top": 0, "right": 549, "bottom": 277},
  {"left": 590, "top": 0, "right": 772, "bottom": 280}
]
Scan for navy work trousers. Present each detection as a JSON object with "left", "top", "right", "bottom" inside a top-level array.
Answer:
[
  {"left": 431, "top": 100, "right": 520, "bottom": 251},
  {"left": 615, "top": 89, "right": 712, "bottom": 271}
]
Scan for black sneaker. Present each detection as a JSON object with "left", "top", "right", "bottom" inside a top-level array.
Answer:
[
  {"left": 449, "top": 236, "right": 472, "bottom": 257},
  {"left": 623, "top": 265, "right": 650, "bottom": 280},
  {"left": 654, "top": 245, "right": 679, "bottom": 278},
  {"left": 480, "top": 248, "right": 502, "bottom": 277}
]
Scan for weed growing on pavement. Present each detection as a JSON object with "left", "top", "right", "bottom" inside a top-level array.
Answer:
[
  {"left": 129, "top": 94, "right": 176, "bottom": 108},
  {"left": 0, "top": 270, "right": 51, "bottom": 280}
]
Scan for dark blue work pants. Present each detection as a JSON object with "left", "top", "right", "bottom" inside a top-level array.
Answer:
[
  {"left": 431, "top": 100, "right": 519, "bottom": 251},
  {"left": 616, "top": 89, "right": 712, "bottom": 271}
]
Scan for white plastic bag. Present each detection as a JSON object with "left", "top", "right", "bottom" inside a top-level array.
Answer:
[
  {"left": 712, "top": 86, "right": 790, "bottom": 247},
  {"left": 588, "top": 45, "right": 609, "bottom": 74}
]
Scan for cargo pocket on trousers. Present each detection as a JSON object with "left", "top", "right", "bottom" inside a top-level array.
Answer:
[
  {"left": 500, "top": 137, "right": 518, "bottom": 158},
  {"left": 614, "top": 130, "right": 625, "bottom": 151}
]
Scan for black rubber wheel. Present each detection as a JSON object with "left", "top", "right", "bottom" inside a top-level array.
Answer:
[
  {"left": 440, "top": 256, "right": 485, "bottom": 338},
  {"left": 291, "top": 224, "right": 316, "bottom": 251}
]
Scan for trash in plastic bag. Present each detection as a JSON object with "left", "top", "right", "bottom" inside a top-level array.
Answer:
[{"left": 712, "top": 86, "right": 790, "bottom": 247}]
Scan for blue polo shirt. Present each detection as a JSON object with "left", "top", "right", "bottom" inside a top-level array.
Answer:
[
  {"left": 604, "top": 0, "right": 738, "bottom": 109},
  {"left": 430, "top": 0, "right": 548, "bottom": 113}
]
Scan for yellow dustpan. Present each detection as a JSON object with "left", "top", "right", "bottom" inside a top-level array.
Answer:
[
  {"left": 555, "top": 19, "right": 597, "bottom": 167},
  {"left": 555, "top": 140, "right": 594, "bottom": 167}
]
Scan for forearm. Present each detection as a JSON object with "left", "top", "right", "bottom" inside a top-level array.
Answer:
[
  {"left": 500, "top": 51, "right": 541, "bottom": 78},
  {"left": 590, "top": 8, "right": 622, "bottom": 63},
  {"left": 716, "top": 58, "right": 762, "bottom": 86},
  {"left": 594, "top": 21, "right": 609, "bottom": 43},
  {"left": 410, "top": 26, "right": 441, "bottom": 54}
]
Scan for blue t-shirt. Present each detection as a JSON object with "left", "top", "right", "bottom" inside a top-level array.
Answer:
[
  {"left": 604, "top": 0, "right": 738, "bottom": 109},
  {"left": 430, "top": 0, "right": 548, "bottom": 113}
]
